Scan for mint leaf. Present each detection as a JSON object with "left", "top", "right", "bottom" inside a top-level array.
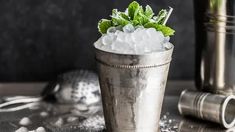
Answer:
[
  {"left": 155, "top": 9, "right": 168, "bottom": 24},
  {"left": 128, "top": 1, "right": 140, "bottom": 20},
  {"left": 145, "top": 5, "right": 154, "bottom": 18},
  {"left": 135, "top": 12, "right": 149, "bottom": 25},
  {"left": 112, "top": 17, "right": 130, "bottom": 26},
  {"left": 131, "top": 20, "right": 139, "bottom": 26},
  {"left": 131, "top": 6, "right": 150, "bottom": 25},
  {"left": 156, "top": 25, "right": 175, "bottom": 36},
  {"left": 98, "top": 19, "right": 112, "bottom": 34},
  {"left": 144, "top": 22, "right": 156, "bottom": 28},
  {"left": 144, "top": 22, "right": 175, "bottom": 36},
  {"left": 120, "top": 12, "right": 130, "bottom": 21},
  {"left": 111, "top": 9, "right": 130, "bottom": 26},
  {"left": 112, "top": 9, "right": 118, "bottom": 16}
]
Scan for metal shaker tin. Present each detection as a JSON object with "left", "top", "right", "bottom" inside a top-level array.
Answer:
[
  {"left": 194, "top": 0, "right": 235, "bottom": 95},
  {"left": 178, "top": 90, "right": 235, "bottom": 128}
]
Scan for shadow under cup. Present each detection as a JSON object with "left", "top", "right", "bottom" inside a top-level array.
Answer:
[{"left": 94, "top": 43, "right": 174, "bottom": 132}]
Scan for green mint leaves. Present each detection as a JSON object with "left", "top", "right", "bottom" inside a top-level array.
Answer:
[
  {"left": 144, "top": 22, "right": 175, "bottom": 37},
  {"left": 128, "top": 1, "right": 140, "bottom": 20},
  {"left": 111, "top": 9, "right": 130, "bottom": 26},
  {"left": 145, "top": 5, "right": 154, "bottom": 18},
  {"left": 98, "top": 1, "right": 175, "bottom": 36},
  {"left": 98, "top": 19, "right": 112, "bottom": 34}
]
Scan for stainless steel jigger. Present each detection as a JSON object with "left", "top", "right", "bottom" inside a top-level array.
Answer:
[{"left": 178, "top": 90, "right": 235, "bottom": 128}]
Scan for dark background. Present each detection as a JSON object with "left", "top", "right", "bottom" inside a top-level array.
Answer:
[{"left": 0, "top": 0, "right": 195, "bottom": 82}]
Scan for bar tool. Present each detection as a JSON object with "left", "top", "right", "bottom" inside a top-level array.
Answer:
[
  {"left": 0, "top": 70, "right": 102, "bottom": 113},
  {"left": 0, "top": 96, "right": 41, "bottom": 112},
  {"left": 194, "top": 0, "right": 235, "bottom": 95},
  {"left": 178, "top": 90, "right": 235, "bottom": 128},
  {"left": 163, "top": 7, "right": 173, "bottom": 25}
]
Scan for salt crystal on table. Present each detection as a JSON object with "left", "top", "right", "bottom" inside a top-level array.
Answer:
[
  {"left": 40, "top": 111, "right": 49, "bottom": 117},
  {"left": 15, "top": 127, "right": 28, "bottom": 132},
  {"left": 163, "top": 115, "right": 167, "bottom": 119},
  {"left": 19, "top": 117, "right": 32, "bottom": 126},
  {"left": 54, "top": 117, "right": 64, "bottom": 127},
  {"left": 35, "top": 127, "right": 46, "bottom": 132},
  {"left": 67, "top": 116, "right": 78, "bottom": 122}
]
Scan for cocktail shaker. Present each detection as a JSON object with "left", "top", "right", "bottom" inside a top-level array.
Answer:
[{"left": 194, "top": 0, "right": 235, "bottom": 95}]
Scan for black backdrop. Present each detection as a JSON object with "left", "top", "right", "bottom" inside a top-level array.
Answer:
[{"left": 0, "top": 0, "right": 195, "bottom": 81}]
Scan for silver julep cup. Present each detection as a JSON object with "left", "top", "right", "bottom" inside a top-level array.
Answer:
[
  {"left": 178, "top": 90, "right": 235, "bottom": 128},
  {"left": 194, "top": 0, "right": 235, "bottom": 95},
  {"left": 94, "top": 44, "right": 174, "bottom": 132}
]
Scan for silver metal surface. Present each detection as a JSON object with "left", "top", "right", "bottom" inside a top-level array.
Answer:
[
  {"left": 194, "top": 0, "right": 235, "bottom": 95},
  {"left": 0, "top": 96, "right": 42, "bottom": 112},
  {"left": 179, "top": 119, "right": 235, "bottom": 132},
  {"left": 46, "top": 70, "right": 101, "bottom": 105},
  {"left": 178, "top": 90, "right": 235, "bottom": 128},
  {"left": 1, "top": 94, "right": 232, "bottom": 132},
  {"left": 54, "top": 70, "right": 103, "bottom": 116},
  {"left": 0, "top": 101, "right": 105, "bottom": 132},
  {"left": 0, "top": 70, "right": 102, "bottom": 114},
  {"left": 94, "top": 43, "right": 174, "bottom": 132}
]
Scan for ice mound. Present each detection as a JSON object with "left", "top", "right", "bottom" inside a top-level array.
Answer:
[{"left": 94, "top": 24, "right": 173, "bottom": 54}]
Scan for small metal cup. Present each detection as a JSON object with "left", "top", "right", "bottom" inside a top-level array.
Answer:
[
  {"left": 94, "top": 44, "right": 173, "bottom": 132},
  {"left": 178, "top": 90, "right": 235, "bottom": 128}
]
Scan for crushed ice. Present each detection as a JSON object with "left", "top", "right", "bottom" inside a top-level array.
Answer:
[
  {"left": 19, "top": 117, "right": 32, "bottom": 126},
  {"left": 15, "top": 126, "right": 46, "bottom": 132},
  {"left": 78, "top": 115, "right": 105, "bottom": 130},
  {"left": 35, "top": 127, "right": 46, "bottom": 132},
  {"left": 160, "top": 112, "right": 178, "bottom": 132},
  {"left": 40, "top": 111, "right": 49, "bottom": 117},
  {"left": 15, "top": 127, "right": 28, "bottom": 132},
  {"left": 95, "top": 24, "right": 173, "bottom": 54},
  {"left": 54, "top": 117, "right": 64, "bottom": 127}
]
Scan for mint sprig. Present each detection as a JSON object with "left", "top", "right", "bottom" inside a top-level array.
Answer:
[
  {"left": 128, "top": 1, "right": 140, "bottom": 20},
  {"left": 98, "top": 19, "right": 112, "bottom": 34},
  {"left": 144, "top": 22, "right": 175, "bottom": 36},
  {"left": 98, "top": 1, "right": 175, "bottom": 36}
]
